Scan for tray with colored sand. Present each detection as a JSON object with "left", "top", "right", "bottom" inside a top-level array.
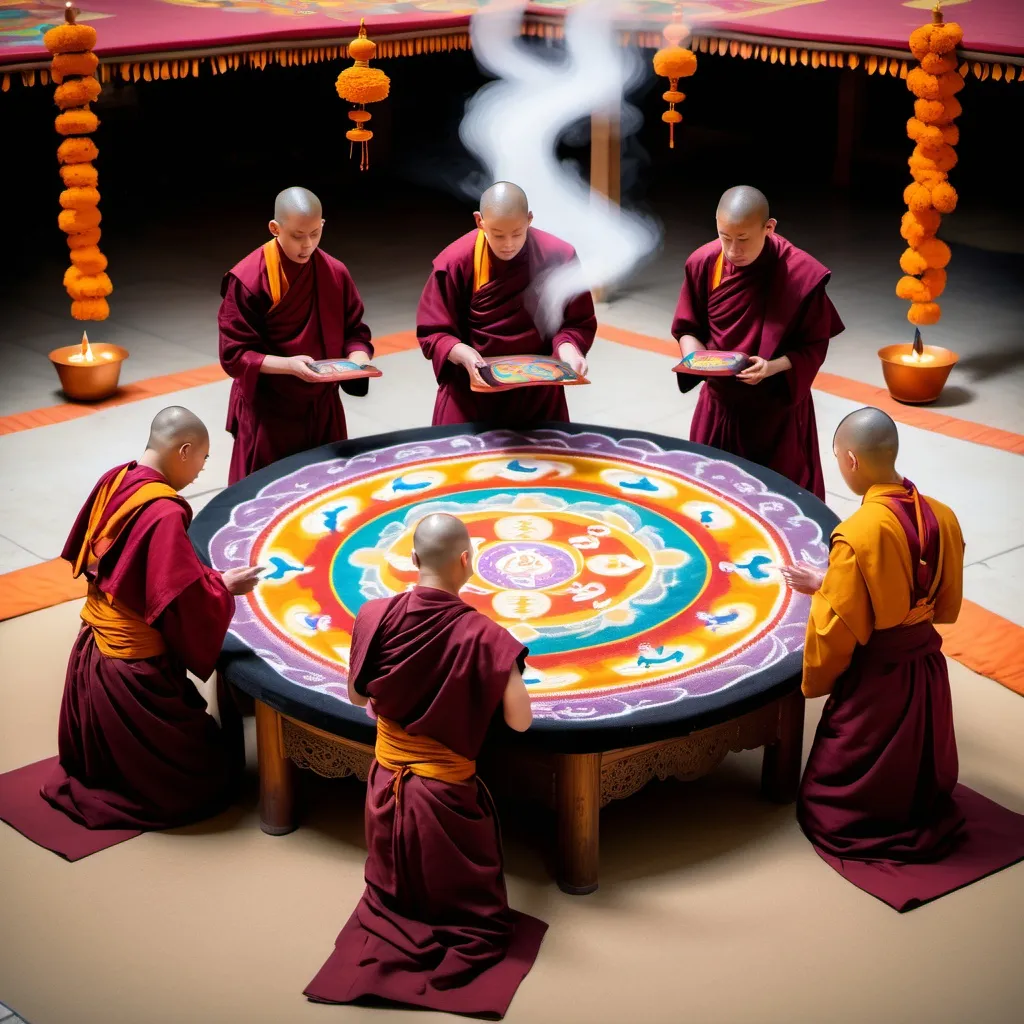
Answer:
[
  {"left": 471, "top": 354, "right": 589, "bottom": 393},
  {"left": 307, "top": 359, "right": 382, "bottom": 381},
  {"left": 672, "top": 351, "right": 749, "bottom": 376}
]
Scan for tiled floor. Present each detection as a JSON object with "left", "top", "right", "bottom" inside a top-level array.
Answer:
[{"left": 0, "top": 1001, "right": 28, "bottom": 1023}]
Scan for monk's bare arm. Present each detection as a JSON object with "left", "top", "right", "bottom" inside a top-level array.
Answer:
[{"left": 502, "top": 665, "right": 532, "bottom": 732}]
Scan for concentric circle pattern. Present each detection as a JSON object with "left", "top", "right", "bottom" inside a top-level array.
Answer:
[{"left": 207, "top": 429, "right": 829, "bottom": 724}]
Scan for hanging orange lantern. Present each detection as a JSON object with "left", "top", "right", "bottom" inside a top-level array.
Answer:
[
  {"left": 335, "top": 20, "right": 390, "bottom": 172},
  {"left": 652, "top": 9, "right": 697, "bottom": 149},
  {"left": 897, "top": 4, "right": 963, "bottom": 328},
  {"left": 45, "top": 2, "right": 111, "bottom": 321}
]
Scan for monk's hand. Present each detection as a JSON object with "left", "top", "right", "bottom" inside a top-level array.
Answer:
[
  {"left": 222, "top": 565, "right": 264, "bottom": 596},
  {"left": 286, "top": 354, "right": 323, "bottom": 383},
  {"left": 347, "top": 349, "right": 371, "bottom": 367},
  {"left": 737, "top": 356, "right": 772, "bottom": 385},
  {"left": 557, "top": 342, "right": 588, "bottom": 378},
  {"left": 448, "top": 343, "right": 487, "bottom": 390},
  {"left": 779, "top": 562, "right": 825, "bottom": 595}
]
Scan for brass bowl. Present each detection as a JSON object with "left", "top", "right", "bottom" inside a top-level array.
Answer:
[
  {"left": 877, "top": 343, "right": 958, "bottom": 404},
  {"left": 49, "top": 342, "right": 129, "bottom": 401}
]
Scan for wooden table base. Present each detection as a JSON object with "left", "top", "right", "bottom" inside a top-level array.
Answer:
[{"left": 251, "top": 689, "right": 804, "bottom": 893}]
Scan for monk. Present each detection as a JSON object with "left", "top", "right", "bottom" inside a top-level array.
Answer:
[
  {"left": 417, "top": 181, "right": 597, "bottom": 427},
  {"left": 781, "top": 408, "right": 1024, "bottom": 910},
  {"left": 0, "top": 408, "right": 262, "bottom": 859},
  {"left": 672, "top": 186, "right": 845, "bottom": 499},
  {"left": 305, "top": 513, "right": 547, "bottom": 1019},
  {"left": 219, "top": 186, "right": 374, "bottom": 484}
]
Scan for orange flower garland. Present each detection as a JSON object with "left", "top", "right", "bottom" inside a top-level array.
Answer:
[
  {"left": 336, "top": 20, "right": 390, "bottom": 172},
  {"left": 896, "top": 6, "right": 963, "bottom": 328},
  {"left": 652, "top": 10, "right": 697, "bottom": 149},
  {"left": 44, "top": 3, "right": 110, "bottom": 322}
]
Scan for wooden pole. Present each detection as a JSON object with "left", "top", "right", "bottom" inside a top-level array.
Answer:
[
  {"left": 255, "top": 700, "right": 296, "bottom": 835},
  {"left": 555, "top": 752, "right": 602, "bottom": 894},
  {"left": 590, "top": 107, "right": 622, "bottom": 304},
  {"left": 831, "top": 68, "right": 864, "bottom": 189}
]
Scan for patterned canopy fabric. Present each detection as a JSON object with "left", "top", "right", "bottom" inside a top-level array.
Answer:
[{"left": 2, "top": 1, "right": 1021, "bottom": 71}]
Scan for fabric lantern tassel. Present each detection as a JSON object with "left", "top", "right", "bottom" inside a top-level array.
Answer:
[
  {"left": 335, "top": 20, "right": 390, "bottom": 172},
  {"left": 652, "top": 12, "right": 697, "bottom": 149}
]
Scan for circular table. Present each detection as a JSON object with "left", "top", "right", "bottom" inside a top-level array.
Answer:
[{"left": 191, "top": 423, "right": 837, "bottom": 894}]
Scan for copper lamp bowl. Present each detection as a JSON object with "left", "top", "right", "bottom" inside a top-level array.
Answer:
[
  {"left": 877, "top": 343, "right": 958, "bottom": 404},
  {"left": 49, "top": 343, "right": 129, "bottom": 401}
]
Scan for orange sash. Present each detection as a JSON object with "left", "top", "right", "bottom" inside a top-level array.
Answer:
[
  {"left": 263, "top": 239, "right": 290, "bottom": 311},
  {"left": 72, "top": 468, "right": 179, "bottom": 659},
  {"left": 472, "top": 230, "right": 491, "bottom": 294},
  {"left": 711, "top": 248, "right": 724, "bottom": 291},
  {"left": 375, "top": 715, "right": 475, "bottom": 803}
]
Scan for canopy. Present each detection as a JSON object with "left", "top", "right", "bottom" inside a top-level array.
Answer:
[{"left": 2, "top": 1, "right": 1022, "bottom": 89}]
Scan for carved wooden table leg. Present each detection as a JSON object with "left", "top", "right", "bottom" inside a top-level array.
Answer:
[
  {"left": 555, "top": 752, "right": 601, "bottom": 895},
  {"left": 255, "top": 700, "right": 296, "bottom": 835},
  {"left": 760, "top": 689, "right": 806, "bottom": 804}
]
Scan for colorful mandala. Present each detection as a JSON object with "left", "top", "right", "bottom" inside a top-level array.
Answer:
[{"left": 206, "top": 429, "right": 829, "bottom": 724}]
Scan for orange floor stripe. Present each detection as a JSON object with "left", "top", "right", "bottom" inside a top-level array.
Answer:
[
  {"left": 937, "top": 601, "right": 1024, "bottom": 698},
  {"left": 0, "top": 559, "right": 87, "bottom": 622},
  {"left": 596, "top": 323, "right": 1024, "bottom": 456},
  {"left": 0, "top": 332, "right": 420, "bottom": 437}
]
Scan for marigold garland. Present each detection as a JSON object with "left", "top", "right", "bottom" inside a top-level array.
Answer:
[
  {"left": 652, "top": 9, "right": 697, "bottom": 149},
  {"left": 335, "top": 20, "right": 390, "bottom": 172},
  {"left": 44, "top": 4, "right": 110, "bottom": 322},
  {"left": 898, "top": 5, "right": 962, "bottom": 329}
]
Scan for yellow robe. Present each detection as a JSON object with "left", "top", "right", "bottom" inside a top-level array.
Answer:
[{"left": 802, "top": 484, "right": 964, "bottom": 698}]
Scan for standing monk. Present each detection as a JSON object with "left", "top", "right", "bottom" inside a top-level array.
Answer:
[
  {"left": 672, "top": 186, "right": 844, "bottom": 499},
  {"left": 782, "top": 408, "right": 1024, "bottom": 911},
  {"left": 305, "top": 513, "right": 547, "bottom": 1020},
  {"left": 219, "top": 186, "right": 374, "bottom": 484},
  {"left": 417, "top": 181, "right": 596, "bottom": 428},
  {"left": 0, "top": 408, "right": 263, "bottom": 860}
]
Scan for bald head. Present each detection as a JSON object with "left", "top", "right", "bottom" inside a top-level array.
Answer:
[
  {"left": 479, "top": 182, "right": 529, "bottom": 220},
  {"left": 142, "top": 407, "right": 210, "bottom": 491},
  {"left": 835, "top": 407, "right": 899, "bottom": 460},
  {"left": 274, "top": 187, "right": 322, "bottom": 222},
  {"left": 832, "top": 407, "right": 902, "bottom": 495},
  {"left": 412, "top": 513, "right": 472, "bottom": 574},
  {"left": 146, "top": 406, "right": 208, "bottom": 452},
  {"left": 717, "top": 186, "right": 770, "bottom": 225}
]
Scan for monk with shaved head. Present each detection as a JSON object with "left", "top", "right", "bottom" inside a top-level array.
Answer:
[
  {"left": 305, "top": 512, "right": 545, "bottom": 1016},
  {"left": 780, "top": 408, "right": 1024, "bottom": 909},
  {"left": 671, "top": 185, "right": 844, "bottom": 498},
  {"left": 219, "top": 186, "right": 374, "bottom": 484},
  {"left": 0, "top": 409, "right": 263, "bottom": 858},
  {"left": 417, "top": 180, "right": 596, "bottom": 427}
]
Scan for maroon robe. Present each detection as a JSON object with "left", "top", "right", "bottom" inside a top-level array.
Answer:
[
  {"left": 799, "top": 490, "right": 1024, "bottom": 910},
  {"left": 219, "top": 243, "right": 373, "bottom": 484},
  {"left": 304, "top": 587, "right": 548, "bottom": 1020},
  {"left": 671, "top": 233, "right": 844, "bottom": 499},
  {"left": 0, "top": 464, "right": 240, "bottom": 860},
  {"left": 417, "top": 228, "right": 597, "bottom": 427}
]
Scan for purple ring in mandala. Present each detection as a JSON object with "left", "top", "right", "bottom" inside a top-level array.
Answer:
[
  {"left": 475, "top": 541, "right": 580, "bottom": 591},
  {"left": 207, "top": 429, "right": 830, "bottom": 724}
]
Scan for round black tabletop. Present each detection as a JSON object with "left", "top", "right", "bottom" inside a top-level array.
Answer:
[{"left": 191, "top": 423, "right": 838, "bottom": 754}]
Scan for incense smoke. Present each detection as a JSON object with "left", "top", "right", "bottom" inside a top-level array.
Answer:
[{"left": 460, "top": 0, "right": 661, "bottom": 335}]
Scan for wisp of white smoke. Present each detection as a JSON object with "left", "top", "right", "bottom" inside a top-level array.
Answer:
[{"left": 460, "top": 0, "right": 661, "bottom": 336}]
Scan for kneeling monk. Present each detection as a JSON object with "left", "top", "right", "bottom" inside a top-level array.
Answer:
[
  {"left": 782, "top": 408, "right": 1024, "bottom": 911},
  {"left": 0, "top": 408, "right": 262, "bottom": 859},
  {"left": 672, "top": 186, "right": 844, "bottom": 498},
  {"left": 305, "top": 513, "right": 547, "bottom": 1019},
  {"left": 417, "top": 180, "right": 596, "bottom": 427},
  {"left": 219, "top": 186, "right": 374, "bottom": 484}
]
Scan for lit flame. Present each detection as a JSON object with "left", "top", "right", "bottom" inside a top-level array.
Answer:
[{"left": 69, "top": 330, "right": 96, "bottom": 363}]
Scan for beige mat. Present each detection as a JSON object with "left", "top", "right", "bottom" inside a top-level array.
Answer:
[{"left": 1, "top": 602, "right": 1022, "bottom": 1024}]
